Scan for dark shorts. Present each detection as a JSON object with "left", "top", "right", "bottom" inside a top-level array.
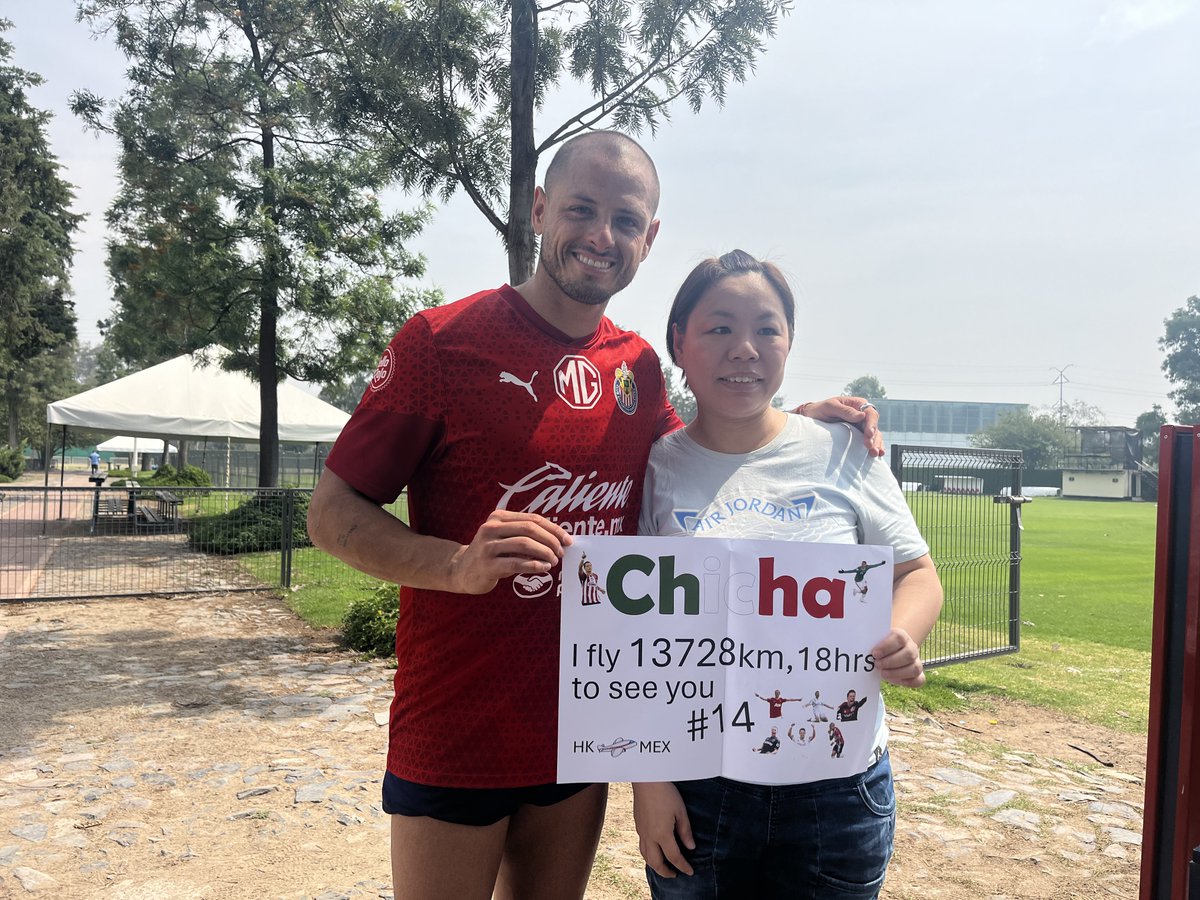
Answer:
[{"left": 382, "top": 772, "right": 594, "bottom": 826}]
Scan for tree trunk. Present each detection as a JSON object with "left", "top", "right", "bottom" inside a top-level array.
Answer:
[
  {"left": 507, "top": 0, "right": 539, "bottom": 284},
  {"left": 258, "top": 124, "right": 281, "bottom": 488},
  {"left": 5, "top": 389, "right": 17, "bottom": 448}
]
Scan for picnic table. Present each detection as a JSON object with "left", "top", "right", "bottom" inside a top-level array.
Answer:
[{"left": 89, "top": 479, "right": 140, "bottom": 532}]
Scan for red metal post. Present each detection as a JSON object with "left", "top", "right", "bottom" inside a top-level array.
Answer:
[{"left": 1141, "top": 426, "right": 1200, "bottom": 899}]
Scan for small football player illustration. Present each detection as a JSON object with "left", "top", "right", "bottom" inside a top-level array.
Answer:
[
  {"left": 803, "top": 690, "right": 835, "bottom": 722},
  {"left": 836, "top": 689, "right": 869, "bottom": 722},
  {"left": 578, "top": 554, "right": 607, "bottom": 606},
  {"left": 787, "top": 722, "right": 816, "bottom": 746},
  {"left": 752, "top": 726, "right": 781, "bottom": 755},
  {"left": 837, "top": 559, "right": 887, "bottom": 597},
  {"left": 755, "top": 689, "right": 802, "bottom": 719},
  {"left": 828, "top": 722, "right": 845, "bottom": 758}
]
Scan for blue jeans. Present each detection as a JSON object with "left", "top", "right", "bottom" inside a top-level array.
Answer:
[{"left": 646, "top": 753, "right": 895, "bottom": 899}]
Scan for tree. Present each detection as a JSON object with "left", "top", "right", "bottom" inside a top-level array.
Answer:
[
  {"left": 1039, "top": 399, "right": 1106, "bottom": 427},
  {"left": 74, "top": 0, "right": 439, "bottom": 485},
  {"left": 663, "top": 367, "right": 696, "bottom": 424},
  {"left": 74, "top": 340, "right": 135, "bottom": 389},
  {"left": 325, "top": 0, "right": 792, "bottom": 282},
  {"left": 1159, "top": 295, "right": 1200, "bottom": 424},
  {"left": 1136, "top": 404, "right": 1168, "bottom": 468},
  {"left": 970, "top": 410, "right": 1070, "bottom": 471},
  {"left": 319, "top": 373, "right": 370, "bottom": 414},
  {"left": 0, "top": 21, "right": 82, "bottom": 448},
  {"left": 843, "top": 375, "right": 886, "bottom": 400}
]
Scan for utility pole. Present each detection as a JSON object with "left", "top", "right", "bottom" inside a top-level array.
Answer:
[{"left": 1050, "top": 365, "right": 1074, "bottom": 423}]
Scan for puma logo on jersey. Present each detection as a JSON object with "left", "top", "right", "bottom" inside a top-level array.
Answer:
[{"left": 499, "top": 370, "right": 538, "bottom": 401}]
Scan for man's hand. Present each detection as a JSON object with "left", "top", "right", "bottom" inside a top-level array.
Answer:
[
  {"left": 447, "top": 509, "right": 572, "bottom": 595},
  {"left": 797, "top": 396, "right": 884, "bottom": 457},
  {"left": 871, "top": 627, "right": 926, "bottom": 687},
  {"left": 633, "top": 781, "right": 695, "bottom": 878}
]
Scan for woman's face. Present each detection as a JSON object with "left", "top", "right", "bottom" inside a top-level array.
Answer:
[{"left": 672, "top": 273, "right": 792, "bottom": 423}]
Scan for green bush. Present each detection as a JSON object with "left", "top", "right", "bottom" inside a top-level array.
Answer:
[
  {"left": 141, "top": 464, "right": 212, "bottom": 487},
  {"left": 187, "top": 490, "right": 312, "bottom": 555},
  {"left": 0, "top": 446, "right": 24, "bottom": 481},
  {"left": 342, "top": 583, "right": 399, "bottom": 657}
]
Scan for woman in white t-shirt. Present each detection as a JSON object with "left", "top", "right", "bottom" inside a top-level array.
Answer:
[{"left": 633, "top": 250, "right": 944, "bottom": 899}]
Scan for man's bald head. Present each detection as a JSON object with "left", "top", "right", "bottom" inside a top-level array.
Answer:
[{"left": 543, "top": 131, "right": 660, "bottom": 214}]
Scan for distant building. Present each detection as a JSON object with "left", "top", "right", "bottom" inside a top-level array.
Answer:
[
  {"left": 874, "top": 399, "right": 1028, "bottom": 449},
  {"left": 1061, "top": 427, "right": 1146, "bottom": 500}
]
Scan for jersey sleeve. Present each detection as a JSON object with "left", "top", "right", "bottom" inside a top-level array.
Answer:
[{"left": 324, "top": 316, "right": 446, "bottom": 505}]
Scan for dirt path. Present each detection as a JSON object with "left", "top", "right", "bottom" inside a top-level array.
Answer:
[{"left": 0, "top": 592, "right": 1145, "bottom": 898}]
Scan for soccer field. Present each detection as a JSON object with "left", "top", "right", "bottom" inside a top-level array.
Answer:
[{"left": 892, "top": 496, "right": 1158, "bottom": 731}]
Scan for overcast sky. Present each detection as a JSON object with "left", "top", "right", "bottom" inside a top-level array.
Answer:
[{"left": 7, "top": 0, "right": 1198, "bottom": 426}]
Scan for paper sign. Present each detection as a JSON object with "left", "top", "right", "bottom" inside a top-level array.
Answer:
[{"left": 557, "top": 535, "right": 892, "bottom": 785}]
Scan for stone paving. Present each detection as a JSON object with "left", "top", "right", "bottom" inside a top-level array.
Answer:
[
  {"left": 0, "top": 594, "right": 397, "bottom": 899},
  {"left": 0, "top": 592, "right": 1144, "bottom": 899},
  {"left": 880, "top": 714, "right": 1143, "bottom": 899}
]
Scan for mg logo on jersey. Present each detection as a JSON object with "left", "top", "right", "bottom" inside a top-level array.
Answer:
[{"left": 554, "top": 355, "right": 603, "bottom": 409}]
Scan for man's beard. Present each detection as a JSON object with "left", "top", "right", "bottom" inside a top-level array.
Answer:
[{"left": 539, "top": 246, "right": 620, "bottom": 306}]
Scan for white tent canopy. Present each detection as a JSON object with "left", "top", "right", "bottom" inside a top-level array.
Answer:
[
  {"left": 96, "top": 436, "right": 177, "bottom": 454},
  {"left": 47, "top": 346, "right": 349, "bottom": 443}
]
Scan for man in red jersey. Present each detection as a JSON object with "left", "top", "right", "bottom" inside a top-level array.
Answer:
[{"left": 308, "top": 131, "right": 882, "bottom": 900}]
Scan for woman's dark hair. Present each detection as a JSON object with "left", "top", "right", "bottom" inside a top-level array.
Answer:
[{"left": 665, "top": 249, "right": 795, "bottom": 366}]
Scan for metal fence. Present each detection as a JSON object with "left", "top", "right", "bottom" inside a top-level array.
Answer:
[
  {"left": 6, "top": 455, "right": 1024, "bottom": 672},
  {"left": 0, "top": 485, "right": 398, "bottom": 602},
  {"left": 891, "top": 444, "right": 1025, "bottom": 668}
]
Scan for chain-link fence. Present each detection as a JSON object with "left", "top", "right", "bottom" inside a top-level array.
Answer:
[
  {"left": 891, "top": 445, "right": 1025, "bottom": 667},
  {"left": 0, "top": 485, "right": 403, "bottom": 602}
]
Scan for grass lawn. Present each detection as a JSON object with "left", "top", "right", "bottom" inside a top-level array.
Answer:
[
  {"left": 239, "top": 547, "right": 390, "bottom": 628},
  {"left": 886, "top": 497, "right": 1157, "bottom": 733}
]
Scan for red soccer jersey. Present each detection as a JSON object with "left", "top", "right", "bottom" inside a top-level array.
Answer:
[{"left": 325, "top": 286, "right": 681, "bottom": 787}]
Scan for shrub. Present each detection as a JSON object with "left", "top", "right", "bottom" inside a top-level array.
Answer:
[
  {"left": 0, "top": 446, "right": 24, "bottom": 481},
  {"left": 141, "top": 464, "right": 212, "bottom": 487},
  {"left": 342, "top": 584, "right": 399, "bottom": 657},
  {"left": 187, "top": 490, "right": 312, "bottom": 554}
]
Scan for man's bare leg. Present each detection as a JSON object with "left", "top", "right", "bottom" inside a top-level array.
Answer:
[
  {"left": 390, "top": 813, "right": 508, "bottom": 900},
  {"left": 495, "top": 783, "right": 608, "bottom": 900}
]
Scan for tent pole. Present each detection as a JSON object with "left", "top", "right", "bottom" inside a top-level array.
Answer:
[
  {"left": 58, "top": 425, "right": 66, "bottom": 519},
  {"left": 312, "top": 442, "right": 318, "bottom": 488},
  {"left": 42, "top": 421, "right": 50, "bottom": 535}
]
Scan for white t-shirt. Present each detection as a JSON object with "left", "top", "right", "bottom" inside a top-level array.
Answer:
[{"left": 639, "top": 414, "right": 931, "bottom": 763}]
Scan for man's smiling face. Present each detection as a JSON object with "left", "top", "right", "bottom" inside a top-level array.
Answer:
[{"left": 531, "top": 144, "right": 659, "bottom": 308}]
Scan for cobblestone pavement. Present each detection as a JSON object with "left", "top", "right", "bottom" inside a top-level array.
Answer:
[{"left": 0, "top": 593, "right": 1144, "bottom": 899}]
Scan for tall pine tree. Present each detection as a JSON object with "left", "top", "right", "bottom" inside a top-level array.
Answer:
[
  {"left": 74, "top": 0, "right": 439, "bottom": 485},
  {"left": 0, "top": 20, "right": 82, "bottom": 449}
]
